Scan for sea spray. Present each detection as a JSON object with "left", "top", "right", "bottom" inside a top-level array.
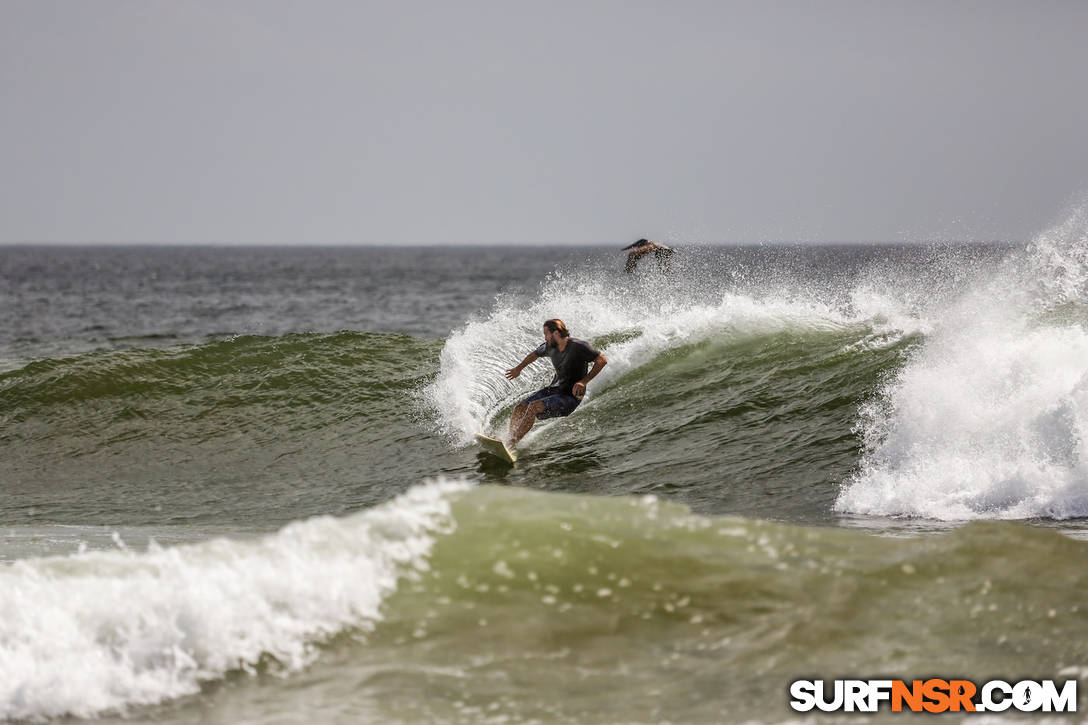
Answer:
[
  {"left": 423, "top": 249, "right": 939, "bottom": 447},
  {"left": 838, "top": 210, "right": 1088, "bottom": 520}
]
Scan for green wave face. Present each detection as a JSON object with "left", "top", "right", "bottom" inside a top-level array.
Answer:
[
  {"left": 0, "top": 333, "right": 446, "bottom": 526},
  {"left": 349, "top": 486, "right": 1088, "bottom": 723},
  {"left": 517, "top": 326, "right": 915, "bottom": 519},
  {"left": 1, "top": 322, "right": 913, "bottom": 528}
]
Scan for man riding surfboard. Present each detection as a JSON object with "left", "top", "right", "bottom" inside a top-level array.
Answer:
[{"left": 504, "top": 319, "right": 607, "bottom": 446}]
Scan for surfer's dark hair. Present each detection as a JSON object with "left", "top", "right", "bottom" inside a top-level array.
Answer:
[{"left": 543, "top": 319, "right": 570, "bottom": 338}]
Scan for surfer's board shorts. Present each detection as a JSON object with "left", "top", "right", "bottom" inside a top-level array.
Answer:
[{"left": 522, "top": 386, "right": 580, "bottom": 419}]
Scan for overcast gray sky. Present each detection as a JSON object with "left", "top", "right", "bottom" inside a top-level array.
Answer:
[{"left": 2, "top": 0, "right": 1086, "bottom": 245}]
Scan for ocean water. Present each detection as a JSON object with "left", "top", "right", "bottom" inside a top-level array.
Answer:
[{"left": 2, "top": 218, "right": 1087, "bottom": 723}]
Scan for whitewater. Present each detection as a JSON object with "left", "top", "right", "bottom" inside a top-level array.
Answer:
[{"left": 838, "top": 208, "right": 1088, "bottom": 520}]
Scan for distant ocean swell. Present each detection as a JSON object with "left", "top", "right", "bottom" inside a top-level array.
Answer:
[
  {"left": 0, "top": 332, "right": 446, "bottom": 526},
  {"left": 0, "top": 331, "right": 439, "bottom": 433}
]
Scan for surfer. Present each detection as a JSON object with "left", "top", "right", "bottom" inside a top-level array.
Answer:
[
  {"left": 504, "top": 319, "right": 607, "bottom": 445},
  {"left": 623, "top": 238, "right": 674, "bottom": 273}
]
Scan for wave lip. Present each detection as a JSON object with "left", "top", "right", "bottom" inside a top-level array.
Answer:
[
  {"left": 0, "top": 479, "right": 468, "bottom": 721},
  {"left": 423, "top": 261, "right": 918, "bottom": 446}
]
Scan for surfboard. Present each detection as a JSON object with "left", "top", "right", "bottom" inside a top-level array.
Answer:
[{"left": 475, "top": 433, "right": 517, "bottom": 463}]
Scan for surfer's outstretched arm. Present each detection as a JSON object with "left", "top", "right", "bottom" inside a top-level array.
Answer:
[
  {"left": 505, "top": 352, "right": 539, "bottom": 379},
  {"left": 571, "top": 354, "right": 607, "bottom": 398}
]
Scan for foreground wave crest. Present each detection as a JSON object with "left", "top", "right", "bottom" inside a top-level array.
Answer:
[{"left": 0, "top": 480, "right": 466, "bottom": 720}]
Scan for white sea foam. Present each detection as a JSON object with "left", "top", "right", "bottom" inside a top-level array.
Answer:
[
  {"left": 837, "top": 210, "right": 1088, "bottom": 520},
  {"left": 0, "top": 479, "right": 469, "bottom": 721}
]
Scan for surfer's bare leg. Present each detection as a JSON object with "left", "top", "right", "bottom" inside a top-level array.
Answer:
[
  {"left": 508, "top": 403, "right": 529, "bottom": 443},
  {"left": 509, "top": 401, "right": 546, "bottom": 445}
]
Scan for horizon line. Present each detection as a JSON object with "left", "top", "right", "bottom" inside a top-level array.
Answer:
[{"left": 0, "top": 239, "right": 1021, "bottom": 248}]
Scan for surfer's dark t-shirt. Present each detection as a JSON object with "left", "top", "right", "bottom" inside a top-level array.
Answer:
[{"left": 533, "top": 338, "right": 601, "bottom": 396}]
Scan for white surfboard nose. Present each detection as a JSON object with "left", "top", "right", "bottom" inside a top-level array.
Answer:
[{"left": 475, "top": 433, "right": 517, "bottom": 463}]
